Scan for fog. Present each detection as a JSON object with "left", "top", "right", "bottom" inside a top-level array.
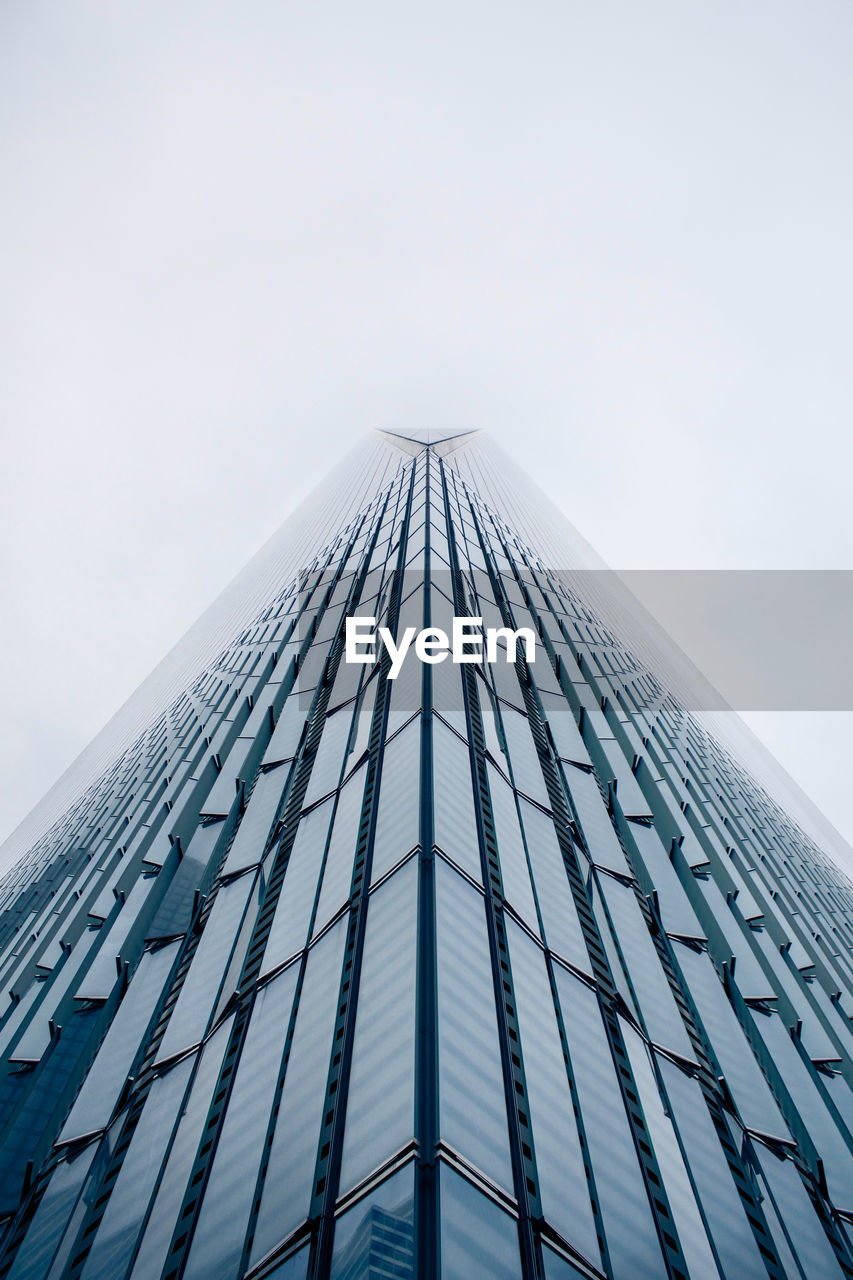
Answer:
[{"left": 2, "top": 1, "right": 852, "bottom": 848}]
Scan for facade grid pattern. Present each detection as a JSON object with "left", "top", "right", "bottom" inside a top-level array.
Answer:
[{"left": 0, "top": 430, "right": 850, "bottom": 1279}]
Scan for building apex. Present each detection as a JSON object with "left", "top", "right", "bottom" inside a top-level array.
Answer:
[{"left": 375, "top": 427, "right": 481, "bottom": 457}]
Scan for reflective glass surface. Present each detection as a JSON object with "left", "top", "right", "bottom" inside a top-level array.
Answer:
[{"left": 0, "top": 431, "right": 850, "bottom": 1280}]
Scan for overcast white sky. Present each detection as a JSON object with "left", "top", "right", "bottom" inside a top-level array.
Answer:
[{"left": 2, "top": 1, "right": 853, "bottom": 853}]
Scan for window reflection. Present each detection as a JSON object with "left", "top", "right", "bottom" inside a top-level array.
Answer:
[{"left": 331, "top": 1165, "right": 414, "bottom": 1280}]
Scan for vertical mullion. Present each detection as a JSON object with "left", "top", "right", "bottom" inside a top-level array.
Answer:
[{"left": 415, "top": 451, "right": 439, "bottom": 1280}]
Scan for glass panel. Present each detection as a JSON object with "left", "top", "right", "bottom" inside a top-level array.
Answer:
[
  {"left": 822, "top": 1071, "right": 853, "bottom": 1142},
  {"left": 488, "top": 646, "right": 526, "bottom": 711},
  {"left": 386, "top": 589, "right": 425, "bottom": 736},
  {"left": 6, "top": 1146, "right": 98, "bottom": 1280},
  {"left": 541, "top": 1245, "right": 594, "bottom": 1279},
  {"left": 59, "top": 940, "right": 180, "bottom": 1142},
  {"left": 148, "top": 821, "right": 222, "bottom": 938},
  {"left": 221, "top": 765, "right": 287, "bottom": 876},
  {"left": 597, "top": 739, "right": 652, "bottom": 819},
  {"left": 263, "top": 696, "right": 306, "bottom": 766},
  {"left": 330, "top": 1164, "right": 414, "bottom": 1280},
  {"left": 435, "top": 858, "right": 512, "bottom": 1190},
  {"left": 752, "top": 1010, "right": 853, "bottom": 1208},
  {"left": 327, "top": 642, "right": 363, "bottom": 708},
  {"left": 587, "top": 876, "right": 640, "bottom": 1020},
  {"left": 563, "top": 764, "right": 631, "bottom": 877},
  {"left": 429, "top": 592, "right": 466, "bottom": 737},
  {"left": 156, "top": 875, "right": 256, "bottom": 1061},
  {"left": 128, "top": 1017, "right": 233, "bottom": 1280},
  {"left": 598, "top": 876, "right": 694, "bottom": 1057},
  {"left": 339, "top": 859, "right": 417, "bottom": 1193},
  {"left": 73, "top": 875, "right": 157, "bottom": 1003},
  {"left": 551, "top": 967, "right": 664, "bottom": 1280},
  {"left": 202, "top": 737, "right": 255, "bottom": 818},
  {"left": 690, "top": 877, "right": 773, "bottom": 1001},
  {"left": 504, "top": 922, "right": 599, "bottom": 1264},
  {"left": 500, "top": 707, "right": 549, "bottom": 806},
  {"left": 370, "top": 719, "right": 421, "bottom": 883},
  {"left": 518, "top": 799, "right": 588, "bottom": 972},
  {"left": 251, "top": 918, "right": 347, "bottom": 1262},
  {"left": 293, "top": 637, "right": 332, "bottom": 698},
  {"left": 538, "top": 695, "right": 589, "bottom": 766},
  {"left": 261, "top": 798, "right": 334, "bottom": 973},
  {"left": 262, "top": 1245, "right": 309, "bottom": 1280},
  {"left": 212, "top": 870, "right": 265, "bottom": 1023},
  {"left": 487, "top": 765, "right": 539, "bottom": 935},
  {"left": 479, "top": 681, "right": 506, "bottom": 764},
  {"left": 673, "top": 944, "right": 791, "bottom": 1138},
  {"left": 659, "top": 1057, "right": 767, "bottom": 1280},
  {"left": 79, "top": 1056, "right": 195, "bottom": 1280},
  {"left": 430, "top": 644, "right": 467, "bottom": 739},
  {"left": 302, "top": 707, "right": 354, "bottom": 807},
  {"left": 439, "top": 1165, "right": 522, "bottom": 1280},
  {"left": 755, "top": 1145, "right": 846, "bottom": 1279},
  {"left": 622, "top": 1028, "right": 720, "bottom": 1280},
  {"left": 432, "top": 720, "right": 481, "bottom": 881},
  {"left": 312, "top": 766, "right": 365, "bottom": 938},
  {"left": 626, "top": 820, "right": 703, "bottom": 937},
  {"left": 750, "top": 927, "right": 834, "bottom": 1062},
  {"left": 183, "top": 966, "right": 300, "bottom": 1279},
  {"left": 348, "top": 676, "right": 377, "bottom": 764}
]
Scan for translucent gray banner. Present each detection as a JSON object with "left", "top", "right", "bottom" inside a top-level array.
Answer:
[
  {"left": 297, "top": 570, "right": 853, "bottom": 711},
  {"left": 608, "top": 569, "right": 853, "bottom": 711}
]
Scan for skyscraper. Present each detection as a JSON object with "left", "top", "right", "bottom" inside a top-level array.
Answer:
[{"left": 0, "top": 429, "right": 850, "bottom": 1279}]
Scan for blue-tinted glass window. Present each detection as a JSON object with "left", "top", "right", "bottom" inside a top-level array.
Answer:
[
  {"left": 5, "top": 1145, "right": 98, "bottom": 1280},
  {"left": 182, "top": 966, "right": 300, "bottom": 1279},
  {"left": 79, "top": 1056, "right": 194, "bottom": 1280},
  {"left": 435, "top": 858, "right": 513, "bottom": 1190},
  {"left": 487, "top": 765, "right": 539, "bottom": 934},
  {"left": 302, "top": 707, "right": 354, "bottom": 807},
  {"left": 623, "top": 1024, "right": 720, "bottom": 1279},
  {"left": 157, "top": 874, "right": 257, "bottom": 1061},
  {"left": 500, "top": 707, "right": 549, "bottom": 806},
  {"left": 518, "top": 799, "right": 588, "bottom": 972},
  {"left": 330, "top": 1164, "right": 414, "bottom": 1280},
  {"left": 551, "top": 966, "right": 664, "bottom": 1279},
  {"left": 504, "top": 921, "right": 599, "bottom": 1263},
  {"left": 563, "top": 764, "right": 631, "bottom": 877},
  {"left": 261, "top": 798, "right": 334, "bottom": 974},
  {"left": 659, "top": 1056, "right": 767, "bottom": 1280},
  {"left": 439, "top": 1165, "right": 521, "bottom": 1280},
  {"left": 251, "top": 918, "right": 347, "bottom": 1261},
  {"left": 433, "top": 720, "right": 481, "bottom": 881},
  {"left": 128, "top": 1017, "right": 233, "bottom": 1280},
  {"left": 59, "top": 940, "right": 180, "bottom": 1142},
  {"left": 312, "top": 766, "right": 365, "bottom": 937},
  {"left": 370, "top": 719, "right": 421, "bottom": 883},
  {"left": 339, "top": 859, "right": 417, "bottom": 1193}
]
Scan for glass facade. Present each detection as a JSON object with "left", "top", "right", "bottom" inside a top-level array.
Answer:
[{"left": 0, "top": 428, "right": 851, "bottom": 1279}]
